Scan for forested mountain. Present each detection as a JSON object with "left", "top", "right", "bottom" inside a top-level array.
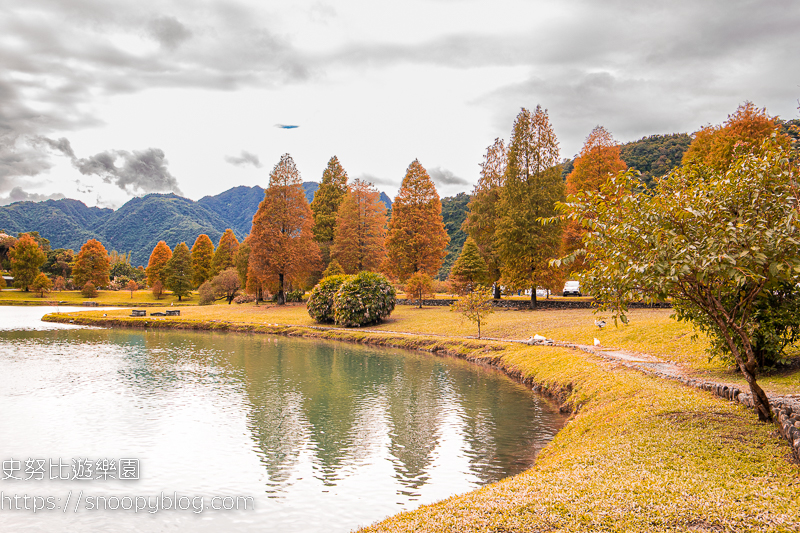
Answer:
[
  {"left": 0, "top": 181, "right": 393, "bottom": 267},
  {"left": 438, "top": 192, "right": 470, "bottom": 280}
]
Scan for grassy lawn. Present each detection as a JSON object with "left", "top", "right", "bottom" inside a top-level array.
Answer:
[
  {"left": 62, "top": 301, "right": 800, "bottom": 395},
  {"left": 0, "top": 288, "right": 199, "bottom": 306},
  {"left": 42, "top": 310, "right": 800, "bottom": 532}
]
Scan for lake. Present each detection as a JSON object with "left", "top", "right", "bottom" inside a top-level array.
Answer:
[{"left": 0, "top": 307, "right": 565, "bottom": 532}]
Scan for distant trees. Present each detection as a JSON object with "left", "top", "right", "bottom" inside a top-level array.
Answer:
[
  {"left": 146, "top": 241, "right": 172, "bottom": 288},
  {"left": 43, "top": 249, "right": 74, "bottom": 279},
  {"left": 248, "top": 153, "right": 321, "bottom": 305},
  {"left": 331, "top": 179, "right": 387, "bottom": 274},
  {"left": 164, "top": 242, "right": 193, "bottom": 301},
  {"left": 30, "top": 272, "right": 52, "bottom": 297},
  {"left": 211, "top": 229, "right": 239, "bottom": 276},
  {"left": 463, "top": 138, "right": 506, "bottom": 298},
  {"left": 9, "top": 234, "right": 46, "bottom": 291},
  {"left": 311, "top": 156, "right": 349, "bottom": 266},
  {"left": 496, "top": 106, "right": 564, "bottom": 308},
  {"left": 191, "top": 234, "right": 215, "bottom": 287},
  {"left": 73, "top": 239, "right": 111, "bottom": 289},
  {"left": 386, "top": 160, "right": 449, "bottom": 280}
]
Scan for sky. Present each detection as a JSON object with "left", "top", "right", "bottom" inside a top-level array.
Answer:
[{"left": 1, "top": 0, "right": 798, "bottom": 208}]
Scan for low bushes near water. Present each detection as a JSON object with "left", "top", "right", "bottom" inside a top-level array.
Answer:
[{"left": 308, "top": 271, "right": 396, "bottom": 327}]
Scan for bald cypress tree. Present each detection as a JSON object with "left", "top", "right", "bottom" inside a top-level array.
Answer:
[
  {"left": 191, "top": 234, "right": 215, "bottom": 288},
  {"left": 164, "top": 242, "right": 193, "bottom": 301},
  {"left": 211, "top": 229, "right": 239, "bottom": 276},
  {"left": 146, "top": 241, "right": 172, "bottom": 288},
  {"left": 385, "top": 160, "right": 449, "bottom": 281},
  {"left": 331, "top": 179, "right": 387, "bottom": 274},
  {"left": 496, "top": 106, "right": 564, "bottom": 308}
]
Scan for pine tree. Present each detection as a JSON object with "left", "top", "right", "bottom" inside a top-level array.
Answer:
[
  {"left": 9, "top": 234, "right": 46, "bottom": 291},
  {"left": 563, "top": 126, "right": 627, "bottom": 261},
  {"left": 385, "top": 160, "right": 449, "bottom": 280},
  {"left": 72, "top": 239, "right": 111, "bottom": 289},
  {"left": 449, "top": 237, "right": 490, "bottom": 295},
  {"left": 164, "top": 242, "right": 193, "bottom": 301},
  {"left": 146, "top": 241, "right": 172, "bottom": 288},
  {"left": 311, "top": 156, "right": 349, "bottom": 266},
  {"left": 331, "top": 178, "right": 387, "bottom": 274},
  {"left": 248, "top": 153, "right": 322, "bottom": 304},
  {"left": 496, "top": 106, "right": 564, "bottom": 308},
  {"left": 211, "top": 229, "right": 239, "bottom": 276},
  {"left": 463, "top": 138, "right": 506, "bottom": 298},
  {"left": 191, "top": 234, "right": 215, "bottom": 288}
]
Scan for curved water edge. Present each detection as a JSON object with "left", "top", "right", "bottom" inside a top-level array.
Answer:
[{"left": 0, "top": 308, "right": 567, "bottom": 532}]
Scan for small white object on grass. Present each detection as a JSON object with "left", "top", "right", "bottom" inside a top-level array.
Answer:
[
  {"left": 594, "top": 338, "right": 601, "bottom": 346},
  {"left": 595, "top": 319, "right": 606, "bottom": 329}
]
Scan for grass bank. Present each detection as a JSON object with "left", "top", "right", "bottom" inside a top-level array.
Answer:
[
  {"left": 0, "top": 289, "right": 197, "bottom": 306},
  {"left": 43, "top": 309, "right": 800, "bottom": 532}
]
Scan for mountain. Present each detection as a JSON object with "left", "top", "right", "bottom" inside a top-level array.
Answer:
[
  {"left": 198, "top": 185, "right": 266, "bottom": 237},
  {"left": 0, "top": 199, "right": 110, "bottom": 253},
  {"left": 438, "top": 192, "right": 470, "bottom": 280}
]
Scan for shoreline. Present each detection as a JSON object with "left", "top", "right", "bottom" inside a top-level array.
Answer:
[{"left": 41, "top": 310, "right": 800, "bottom": 532}]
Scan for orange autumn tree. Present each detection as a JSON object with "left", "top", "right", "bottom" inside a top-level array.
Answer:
[
  {"left": 248, "top": 153, "right": 321, "bottom": 305},
  {"left": 191, "top": 234, "right": 215, "bottom": 288},
  {"left": 562, "top": 126, "right": 627, "bottom": 262},
  {"left": 146, "top": 241, "right": 172, "bottom": 287},
  {"left": 385, "top": 159, "right": 449, "bottom": 280},
  {"left": 682, "top": 101, "right": 791, "bottom": 172},
  {"left": 331, "top": 178, "right": 387, "bottom": 274},
  {"left": 72, "top": 239, "right": 111, "bottom": 288},
  {"left": 211, "top": 229, "right": 239, "bottom": 276}
]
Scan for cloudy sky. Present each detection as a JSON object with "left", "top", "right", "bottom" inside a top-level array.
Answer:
[{"left": 1, "top": 0, "right": 798, "bottom": 208}]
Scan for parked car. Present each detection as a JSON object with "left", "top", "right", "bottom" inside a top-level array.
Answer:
[
  {"left": 535, "top": 288, "right": 550, "bottom": 298},
  {"left": 562, "top": 280, "right": 581, "bottom": 297}
]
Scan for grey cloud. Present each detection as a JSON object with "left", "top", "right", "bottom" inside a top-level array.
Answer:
[
  {"left": 148, "top": 16, "right": 192, "bottom": 50},
  {"left": 33, "top": 136, "right": 76, "bottom": 158},
  {"left": 76, "top": 148, "right": 182, "bottom": 195},
  {"left": 224, "top": 150, "right": 262, "bottom": 168},
  {"left": 0, "top": 186, "right": 65, "bottom": 206},
  {"left": 428, "top": 167, "right": 468, "bottom": 186},
  {"left": 355, "top": 173, "right": 395, "bottom": 188}
]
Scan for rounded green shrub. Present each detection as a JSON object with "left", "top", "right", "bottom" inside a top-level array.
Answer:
[
  {"left": 307, "top": 275, "right": 350, "bottom": 323},
  {"left": 333, "top": 271, "right": 396, "bottom": 327}
]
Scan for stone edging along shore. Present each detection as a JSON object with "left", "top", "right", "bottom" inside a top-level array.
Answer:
[{"left": 41, "top": 311, "right": 799, "bottom": 460}]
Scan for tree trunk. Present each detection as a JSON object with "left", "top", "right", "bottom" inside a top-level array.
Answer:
[
  {"left": 277, "top": 273, "right": 286, "bottom": 305},
  {"left": 493, "top": 283, "right": 501, "bottom": 299},
  {"left": 529, "top": 285, "right": 537, "bottom": 309}
]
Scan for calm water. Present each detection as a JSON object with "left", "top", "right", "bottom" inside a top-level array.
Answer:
[{"left": 0, "top": 307, "right": 566, "bottom": 532}]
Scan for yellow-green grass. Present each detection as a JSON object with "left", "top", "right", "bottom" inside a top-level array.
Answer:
[
  {"left": 0, "top": 288, "right": 199, "bottom": 306},
  {"left": 42, "top": 310, "right": 800, "bottom": 531}
]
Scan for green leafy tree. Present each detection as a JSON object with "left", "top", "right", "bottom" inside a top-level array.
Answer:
[
  {"left": 449, "top": 237, "right": 490, "bottom": 295},
  {"left": 164, "top": 242, "right": 193, "bottom": 301},
  {"left": 73, "top": 239, "right": 111, "bottom": 289},
  {"left": 9, "top": 234, "right": 46, "bottom": 291},
  {"left": 333, "top": 271, "right": 396, "bottom": 327},
  {"left": 386, "top": 160, "right": 449, "bottom": 280},
  {"left": 450, "top": 285, "right": 494, "bottom": 339},
  {"left": 191, "top": 234, "right": 215, "bottom": 288},
  {"left": 555, "top": 137, "right": 799, "bottom": 422},
  {"left": 30, "top": 273, "right": 53, "bottom": 297},
  {"left": 322, "top": 259, "right": 345, "bottom": 278},
  {"left": 496, "top": 106, "right": 564, "bottom": 308},
  {"left": 43, "top": 249, "right": 74, "bottom": 279},
  {"left": 234, "top": 238, "right": 251, "bottom": 290},
  {"left": 307, "top": 274, "right": 351, "bottom": 323},
  {"left": 211, "top": 229, "right": 240, "bottom": 276},
  {"left": 311, "top": 156, "right": 349, "bottom": 266},
  {"left": 464, "top": 138, "right": 506, "bottom": 298},
  {"left": 81, "top": 281, "right": 98, "bottom": 298}
]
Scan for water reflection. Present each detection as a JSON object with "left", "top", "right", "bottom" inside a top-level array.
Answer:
[{"left": 0, "top": 312, "right": 566, "bottom": 532}]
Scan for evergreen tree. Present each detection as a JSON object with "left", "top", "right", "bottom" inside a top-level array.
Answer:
[
  {"left": 234, "top": 238, "right": 251, "bottom": 291},
  {"left": 385, "top": 160, "right": 449, "bottom": 280},
  {"left": 449, "top": 237, "right": 490, "bottom": 295},
  {"left": 164, "top": 242, "right": 193, "bottom": 301},
  {"left": 463, "top": 138, "right": 506, "bottom": 298},
  {"left": 191, "top": 234, "right": 215, "bottom": 288},
  {"left": 322, "top": 259, "right": 345, "bottom": 278},
  {"left": 9, "top": 234, "right": 46, "bottom": 291},
  {"left": 146, "top": 241, "right": 172, "bottom": 287},
  {"left": 248, "top": 153, "right": 321, "bottom": 305},
  {"left": 496, "top": 106, "right": 564, "bottom": 308},
  {"left": 331, "top": 178, "right": 387, "bottom": 274},
  {"left": 211, "top": 229, "right": 239, "bottom": 276},
  {"left": 73, "top": 239, "right": 111, "bottom": 289},
  {"left": 311, "top": 156, "right": 349, "bottom": 266}
]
